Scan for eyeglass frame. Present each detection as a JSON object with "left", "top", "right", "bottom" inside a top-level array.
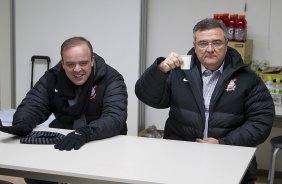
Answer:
[{"left": 194, "top": 39, "right": 227, "bottom": 49}]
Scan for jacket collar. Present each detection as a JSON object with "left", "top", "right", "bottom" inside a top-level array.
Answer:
[{"left": 50, "top": 53, "right": 107, "bottom": 98}]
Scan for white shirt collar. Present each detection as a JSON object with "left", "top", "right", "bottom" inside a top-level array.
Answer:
[{"left": 201, "top": 61, "right": 225, "bottom": 74}]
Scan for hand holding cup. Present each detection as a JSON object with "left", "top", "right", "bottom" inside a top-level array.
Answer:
[{"left": 158, "top": 52, "right": 191, "bottom": 73}]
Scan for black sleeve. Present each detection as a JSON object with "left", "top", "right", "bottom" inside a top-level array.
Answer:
[
  {"left": 13, "top": 74, "right": 53, "bottom": 128},
  {"left": 135, "top": 57, "right": 172, "bottom": 109}
]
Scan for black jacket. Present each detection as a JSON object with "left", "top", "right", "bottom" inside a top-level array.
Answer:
[
  {"left": 13, "top": 53, "right": 128, "bottom": 141},
  {"left": 136, "top": 47, "right": 274, "bottom": 146},
  {"left": 135, "top": 47, "right": 275, "bottom": 182}
]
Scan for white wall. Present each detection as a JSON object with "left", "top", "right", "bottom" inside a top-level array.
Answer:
[
  {"left": 0, "top": 0, "right": 12, "bottom": 110},
  {"left": 145, "top": 0, "right": 282, "bottom": 171},
  {"left": 14, "top": 0, "right": 141, "bottom": 136},
  {"left": 247, "top": 0, "right": 281, "bottom": 66}
]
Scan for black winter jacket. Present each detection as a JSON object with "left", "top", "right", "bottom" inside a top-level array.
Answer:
[
  {"left": 135, "top": 47, "right": 274, "bottom": 147},
  {"left": 13, "top": 53, "right": 128, "bottom": 141},
  {"left": 135, "top": 47, "right": 275, "bottom": 182}
]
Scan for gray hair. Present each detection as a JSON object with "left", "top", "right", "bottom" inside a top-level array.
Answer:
[{"left": 193, "top": 18, "right": 227, "bottom": 41}]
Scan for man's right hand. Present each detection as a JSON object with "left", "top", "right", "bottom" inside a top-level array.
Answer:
[
  {"left": 0, "top": 123, "right": 32, "bottom": 136},
  {"left": 158, "top": 52, "right": 183, "bottom": 73}
]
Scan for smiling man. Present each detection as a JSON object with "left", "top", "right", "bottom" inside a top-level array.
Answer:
[
  {"left": 0, "top": 37, "right": 128, "bottom": 184},
  {"left": 135, "top": 18, "right": 274, "bottom": 184},
  {"left": 0, "top": 36, "right": 128, "bottom": 147}
]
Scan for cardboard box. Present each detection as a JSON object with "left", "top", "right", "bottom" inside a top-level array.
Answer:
[
  {"left": 228, "top": 39, "right": 253, "bottom": 65},
  {"left": 138, "top": 128, "right": 164, "bottom": 138}
]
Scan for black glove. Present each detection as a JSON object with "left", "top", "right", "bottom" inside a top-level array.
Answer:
[
  {"left": 54, "top": 128, "right": 88, "bottom": 151},
  {"left": 0, "top": 123, "right": 33, "bottom": 136}
]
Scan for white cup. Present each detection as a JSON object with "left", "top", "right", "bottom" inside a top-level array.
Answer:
[{"left": 180, "top": 55, "right": 192, "bottom": 70}]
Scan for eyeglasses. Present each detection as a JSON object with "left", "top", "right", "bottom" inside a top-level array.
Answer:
[{"left": 195, "top": 40, "right": 226, "bottom": 49}]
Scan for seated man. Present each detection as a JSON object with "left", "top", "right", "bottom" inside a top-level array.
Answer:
[
  {"left": 135, "top": 18, "right": 275, "bottom": 184},
  {"left": 0, "top": 36, "right": 128, "bottom": 184}
]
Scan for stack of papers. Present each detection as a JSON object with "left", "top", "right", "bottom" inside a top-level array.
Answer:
[
  {"left": 0, "top": 109, "right": 55, "bottom": 127},
  {"left": 0, "top": 109, "right": 15, "bottom": 125}
]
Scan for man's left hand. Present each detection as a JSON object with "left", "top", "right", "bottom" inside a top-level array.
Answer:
[
  {"left": 54, "top": 130, "right": 87, "bottom": 151},
  {"left": 196, "top": 137, "right": 219, "bottom": 144}
]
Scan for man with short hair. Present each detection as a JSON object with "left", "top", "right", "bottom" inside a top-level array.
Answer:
[
  {"left": 135, "top": 18, "right": 275, "bottom": 184},
  {"left": 0, "top": 36, "right": 128, "bottom": 184}
]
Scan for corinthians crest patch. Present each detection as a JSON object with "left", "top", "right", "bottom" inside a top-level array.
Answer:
[
  {"left": 226, "top": 78, "right": 237, "bottom": 91},
  {"left": 89, "top": 84, "right": 97, "bottom": 99}
]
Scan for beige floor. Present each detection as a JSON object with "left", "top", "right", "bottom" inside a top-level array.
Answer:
[
  {"left": 0, "top": 175, "right": 25, "bottom": 184},
  {"left": 256, "top": 175, "right": 282, "bottom": 184}
]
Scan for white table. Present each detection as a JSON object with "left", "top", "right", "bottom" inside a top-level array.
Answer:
[{"left": 0, "top": 127, "right": 256, "bottom": 184}]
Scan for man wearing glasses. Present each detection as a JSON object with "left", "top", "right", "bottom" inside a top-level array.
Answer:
[{"left": 135, "top": 18, "right": 274, "bottom": 184}]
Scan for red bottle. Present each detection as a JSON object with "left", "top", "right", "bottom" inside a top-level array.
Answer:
[
  {"left": 221, "top": 13, "right": 229, "bottom": 27},
  {"left": 241, "top": 15, "right": 247, "bottom": 41},
  {"left": 217, "top": 13, "right": 224, "bottom": 24},
  {"left": 213, "top": 13, "right": 220, "bottom": 20},
  {"left": 227, "top": 14, "right": 235, "bottom": 41},
  {"left": 234, "top": 15, "right": 247, "bottom": 42}
]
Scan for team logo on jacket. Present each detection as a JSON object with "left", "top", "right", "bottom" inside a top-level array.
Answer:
[
  {"left": 226, "top": 78, "right": 237, "bottom": 91},
  {"left": 89, "top": 84, "right": 97, "bottom": 100}
]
